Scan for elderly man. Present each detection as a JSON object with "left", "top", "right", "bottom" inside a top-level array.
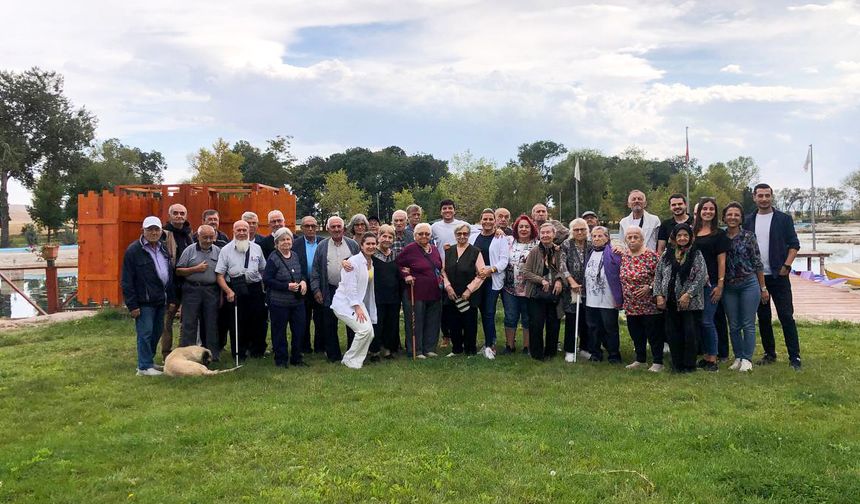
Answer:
[
  {"left": 176, "top": 224, "right": 222, "bottom": 360},
  {"left": 391, "top": 210, "right": 414, "bottom": 255},
  {"left": 293, "top": 215, "right": 324, "bottom": 353},
  {"left": 260, "top": 209, "right": 286, "bottom": 259},
  {"left": 122, "top": 216, "right": 175, "bottom": 376},
  {"left": 160, "top": 203, "right": 193, "bottom": 359},
  {"left": 405, "top": 204, "right": 423, "bottom": 231},
  {"left": 200, "top": 209, "right": 230, "bottom": 247},
  {"left": 241, "top": 211, "right": 265, "bottom": 247},
  {"left": 495, "top": 207, "right": 513, "bottom": 236},
  {"left": 619, "top": 190, "right": 661, "bottom": 251},
  {"left": 531, "top": 203, "right": 568, "bottom": 244},
  {"left": 310, "top": 216, "right": 360, "bottom": 362},
  {"left": 215, "top": 220, "right": 268, "bottom": 361}
]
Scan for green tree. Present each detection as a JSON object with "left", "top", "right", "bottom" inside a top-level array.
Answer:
[
  {"left": 437, "top": 152, "right": 498, "bottom": 223},
  {"left": 0, "top": 68, "right": 96, "bottom": 246},
  {"left": 317, "top": 170, "right": 369, "bottom": 218},
  {"left": 517, "top": 140, "right": 567, "bottom": 182},
  {"left": 190, "top": 138, "right": 244, "bottom": 183},
  {"left": 28, "top": 172, "right": 67, "bottom": 241},
  {"left": 495, "top": 163, "right": 546, "bottom": 219},
  {"left": 233, "top": 135, "right": 294, "bottom": 187},
  {"left": 393, "top": 187, "right": 415, "bottom": 212},
  {"left": 725, "top": 156, "right": 760, "bottom": 191}
]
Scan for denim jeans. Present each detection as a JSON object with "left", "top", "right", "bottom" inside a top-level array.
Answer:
[
  {"left": 501, "top": 291, "right": 529, "bottom": 329},
  {"left": 724, "top": 274, "right": 760, "bottom": 361},
  {"left": 136, "top": 304, "right": 166, "bottom": 370},
  {"left": 700, "top": 284, "right": 719, "bottom": 356},
  {"left": 480, "top": 287, "right": 501, "bottom": 347}
]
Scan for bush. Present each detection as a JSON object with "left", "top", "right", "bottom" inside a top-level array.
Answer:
[{"left": 20, "top": 224, "right": 39, "bottom": 246}]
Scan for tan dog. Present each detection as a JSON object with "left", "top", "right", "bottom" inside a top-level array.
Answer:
[{"left": 164, "top": 346, "right": 241, "bottom": 377}]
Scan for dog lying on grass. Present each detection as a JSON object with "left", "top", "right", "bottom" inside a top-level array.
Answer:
[{"left": 164, "top": 346, "right": 242, "bottom": 377}]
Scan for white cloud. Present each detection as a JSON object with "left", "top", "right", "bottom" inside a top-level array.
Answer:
[{"left": 720, "top": 64, "right": 743, "bottom": 73}]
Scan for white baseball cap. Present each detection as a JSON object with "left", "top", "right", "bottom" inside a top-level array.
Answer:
[{"left": 142, "top": 216, "right": 163, "bottom": 229}]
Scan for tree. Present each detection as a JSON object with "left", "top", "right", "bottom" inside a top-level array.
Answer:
[
  {"left": 843, "top": 168, "right": 860, "bottom": 217},
  {"left": 393, "top": 187, "right": 415, "bottom": 212},
  {"left": 28, "top": 172, "right": 67, "bottom": 241},
  {"left": 517, "top": 140, "right": 567, "bottom": 182},
  {"left": 725, "top": 156, "right": 760, "bottom": 191},
  {"left": 495, "top": 163, "right": 546, "bottom": 219},
  {"left": 0, "top": 68, "right": 96, "bottom": 246},
  {"left": 317, "top": 170, "right": 369, "bottom": 218},
  {"left": 190, "top": 138, "right": 244, "bottom": 183},
  {"left": 437, "top": 152, "right": 498, "bottom": 222},
  {"left": 233, "top": 135, "right": 294, "bottom": 187}
]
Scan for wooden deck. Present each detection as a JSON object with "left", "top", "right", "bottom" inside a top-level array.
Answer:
[{"left": 787, "top": 275, "right": 860, "bottom": 323}]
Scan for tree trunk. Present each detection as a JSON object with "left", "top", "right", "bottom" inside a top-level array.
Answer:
[{"left": 0, "top": 170, "right": 9, "bottom": 248}]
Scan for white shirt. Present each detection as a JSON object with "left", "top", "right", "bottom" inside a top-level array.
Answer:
[
  {"left": 585, "top": 252, "right": 616, "bottom": 309},
  {"left": 215, "top": 241, "right": 266, "bottom": 283},
  {"left": 754, "top": 211, "right": 774, "bottom": 275},
  {"left": 619, "top": 210, "right": 661, "bottom": 251},
  {"left": 431, "top": 219, "right": 466, "bottom": 261},
  {"left": 330, "top": 253, "right": 377, "bottom": 324}
]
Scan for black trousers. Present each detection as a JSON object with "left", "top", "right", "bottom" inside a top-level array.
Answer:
[
  {"left": 217, "top": 298, "right": 234, "bottom": 352},
  {"left": 304, "top": 295, "right": 325, "bottom": 353},
  {"left": 585, "top": 306, "right": 621, "bottom": 361},
  {"left": 563, "top": 302, "right": 589, "bottom": 353},
  {"left": 371, "top": 302, "right": 401, "bottom": 353},
  {"left": 441, "top": 303, "right": 457, "bottom": 341},
  {"left": 322, "top": 284, "right": 355, "bottom": 362},
  {"left": 235, "top": 282, "right": 268, "bottom": 359},
  {"left": 627, "top": 313, "right": 664, "bottom": 364},
  {"left": 527, "top": 299, "right": 561, "bottom": 361},
  {"left": 757, "top": 274, "right": 801, "bottom": 363},
  {"left": 270, "top": 303, "right": 305, "bottom": 366},
  {"left": 715, "top": 302, "right": 729, "bottom": 359},
  {"left": 665, "top": 305, "right": 701, "bottom": 372},
  {"left": 450, "top": 304, "right": 478, "bottom": 355},
  {"left": 179, "top": 284, "right": 220, "bottom": 357}
]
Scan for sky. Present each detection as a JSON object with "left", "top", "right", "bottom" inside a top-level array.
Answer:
[{"left": 3, "top": 0, "right": 859, "bottom": 205}]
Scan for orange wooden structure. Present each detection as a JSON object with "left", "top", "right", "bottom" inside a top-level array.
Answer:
[{"left": 77, "top": 183, "right": 296, "bottom": 306}]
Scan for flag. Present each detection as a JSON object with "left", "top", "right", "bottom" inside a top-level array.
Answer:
[
  {"left": 574, "top": 157, "right": 580, "bottom": 182},
  {"left": 803, "top": 145, "right": 812, "bottom": 172}
]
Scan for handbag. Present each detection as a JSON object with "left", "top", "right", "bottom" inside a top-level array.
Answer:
[
  {"left": 421, "top": 249, "right": 444, "bottom": 291},
  {"left": 454, "top": 296, "right": 471, "bottom": 313},
  {"left": 229, "top": 248, "right": 251, "bottom": 297}
]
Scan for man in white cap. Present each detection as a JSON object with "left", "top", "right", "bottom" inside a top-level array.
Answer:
[{"left": 121, "top": 216, "right": 176, "bottom": 376}]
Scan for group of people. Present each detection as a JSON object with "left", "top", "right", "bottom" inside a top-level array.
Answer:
[{"left": 122, "top": 183, "right": 802, "bottom": 376}]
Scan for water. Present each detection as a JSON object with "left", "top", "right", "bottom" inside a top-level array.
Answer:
[{"left": 0, "top": 274, "right": 80, "bottom": 318}]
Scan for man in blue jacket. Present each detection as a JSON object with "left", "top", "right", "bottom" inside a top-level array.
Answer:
[
  {"left": 743, "top": 183, "right": 802, "bottom": 370},
  {"left": 122, "top": 216, "right": 176, "bottom": 376}
]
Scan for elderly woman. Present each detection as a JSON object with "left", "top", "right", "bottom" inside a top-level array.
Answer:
[
  {"left": 263, "top": 227, "right": 308, "bottom": 368},
  {"left": 346, "top": 213, "right": 370, "bottom": 239},
  {"left": 560, "top": 218, "right": 592, "bottom": 363},
  {"left": 331, "top": 232, "right": 379, "bottom": 369},
  {"left": 583, "top": 226, "right": 623, "bottom": 363},
  {"left": 722, "top": 202, "right": 766, "bottom": 372},
  {"left": 441, "top": 223, "right": 487, "bottom": 356},
  {"left": 396, "top": 223, "right": 444, "bottom": 359},
  {"left": 655, "top": 223, "right": 707, "bottom": 373},
  {"left": 522, "top": 223, "right": 568, "bottom": 361},
  {"left": 620, "top": 226, "right": 664, "bottom": 371},
  {"left": 502, "top": 215, "right": 539, "bottom": 354},
  {"left": 371, "top": 225, "right": 402, "bottom": 359}
]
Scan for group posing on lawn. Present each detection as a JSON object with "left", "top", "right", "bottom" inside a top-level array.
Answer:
[{"left": 122, "top": 183, "right": 803, "bottom": 376}]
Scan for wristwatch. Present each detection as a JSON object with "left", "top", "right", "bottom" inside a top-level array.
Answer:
[{"left": 760, "top": 286, "right": 768, "bottom": 292}]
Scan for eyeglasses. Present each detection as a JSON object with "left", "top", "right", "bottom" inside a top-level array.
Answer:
[
  {"left": 572, "top": 228, "right": 587, "bottom": 232},
  {"left": 303, "top": 224, "right": 317, "bottom": 228},
  {"left": 455, "top": 232, "right": 470, "bottom": 236},
  {"left": 415, "top": 232, "right": 430, "bottom": 236}
]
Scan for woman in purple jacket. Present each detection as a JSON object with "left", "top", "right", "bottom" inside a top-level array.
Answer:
[
  {"left": 583, "top": 226, "right": 623, "bottom": 363},
  {"left": 396, "top": 223, "right": 444, "bottom": 359}
]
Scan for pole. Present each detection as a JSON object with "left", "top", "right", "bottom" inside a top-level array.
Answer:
[
  {"left": 234, "top": 303, "right": 240, "bottom": 368},
  {"left": 573, "top": 292, "right": 580, "bottom": 363},
  {"left": 575, "top": 179, "right": 579, "bottom": 218},
  {"left": 46, "top": 258, "right": 58, "bottom": 314},
  {"left": 558, "top": 190, "right": 562, "bottom": 223},
  {"left": 410, "top": 283, "right": 417, "bottom": 360},
  {"left": 377, "top": 192, "right": 381, "bottom": 220},
  {"left": 809, "top": 144, "right": 817, "bottom": 251},
  {"left": 685, "top": 127, "right": 690, "bottom": 204}
]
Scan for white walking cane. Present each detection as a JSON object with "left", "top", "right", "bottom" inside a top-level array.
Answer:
[
  {"left": 573, "top": 291, "right": 581, "bottom": 363},
  {"left": 234, "top": 302, "right": 240, "bottom": 368}
]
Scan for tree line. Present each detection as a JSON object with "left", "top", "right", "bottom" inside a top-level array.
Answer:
[{"left": 3, "top": 67, "right": 860, "bottom": 247}]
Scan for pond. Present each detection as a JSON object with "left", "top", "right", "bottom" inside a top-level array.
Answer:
[{"left": 0, "top": 274, "right": 81, "bottom": 319}]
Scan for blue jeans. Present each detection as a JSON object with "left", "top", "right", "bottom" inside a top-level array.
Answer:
[
  {"left": 501, "top": 291, "right": 529, "bottom": 329},
  {"left": 723, "top": 275, "right": 760, "bottom": 361},
  {"left": 700, "top": 284, "right": 719, "bottom": 356},
  {"left": 136, "top": 304, "right": 166, "bottom": 370},
  {"left": 480, "top": 287, "right": 501, "bottom": 347}
]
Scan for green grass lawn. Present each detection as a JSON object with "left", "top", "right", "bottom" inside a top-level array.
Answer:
[{"left": 1, "top": 312, "right": 858, "bottom": 503}]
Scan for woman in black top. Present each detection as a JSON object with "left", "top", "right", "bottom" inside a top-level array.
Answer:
[
  {"left": 692, "top": 197, "right": 731, "bottom": 371},
  {"left": 263, "top": 227, "right": 308, "bottom": 368},
  {"left": 371, "top": 225, "right": 403, "bottom": 359},
  {"left": 441, "top": 223, "right": 487, "bottom": 356}
]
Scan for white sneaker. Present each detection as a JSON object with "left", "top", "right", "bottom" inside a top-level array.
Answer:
[
  {"left": 425, "top": 352, "right": 438, "bottom": 358},
  {"left": 648, "top": 363, "right": 664, "bottom": 373},
  {"left": 664, "top": 343, "right": 671, "bottom": 354},
  {"left": 564, "top": 352, "right": 575, "bottom": 363},
  {"left": 136, "top": 367, "right": 163, "bottom": 376},
  {"left": 729, "top": 358, "right": 742, "bottom": 371},
  {"left": 152, "top": 364, "right": 164, "bottom": 372},
  {"left": 739, "top": 359, "right": 752, "bottom": 372},
  {"left": 625, "top": 361, "right": 644, "bottom": 370},
  {"left": 483, "top": 347, "right": 496, "bottom": 360},
  {"left": 416, "top": 354, "right": 427, "bottom": 360},
  {"left": 446, "top": 352, "right": 458, "bottom": 358},
  {"left": 578, "top": 350, "right": 592, "bottom": 360}
]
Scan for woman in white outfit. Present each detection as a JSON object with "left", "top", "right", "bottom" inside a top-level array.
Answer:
[{"left": 331, "top": 232, "right": 378, "bottom": 369}]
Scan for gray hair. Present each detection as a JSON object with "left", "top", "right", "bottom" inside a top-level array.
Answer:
[
  {"left": 591, "top": 226, "right": 609, "bottom": 238},
  {"left": 241, "top": 211, "right": 259, "bottom": 222},
  {"left": 346, "top": 213, "right": 369, "bottom": 234},
  {"left": 326, "top": 215, "right": 344, "bottom": 228},
  {"left": 273, "top": 227, "right": 293, "bottom": 243},
  {"left": 196, "top": 224, "right": 215, "bottom": 236},
  {"left": 568, "top": 218, "right": 588, "bottom": 232},
  {"left": 406, "top": 204, "right": 422, "bottom": 215},
  {"left": 392, "top": 209, "right": 407, "bottom": 220},
  {"left": 413, "top": 223, "right": 431, "bottom": 235},
  {"left": 624, "top": 225, "right": 643, "bottom": 238},
  {"left": 267, "top": 209, "right": 284, "bottom": 221}
]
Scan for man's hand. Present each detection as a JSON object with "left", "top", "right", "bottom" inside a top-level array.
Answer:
[
  {"left": 130, "top": 308, "right": 141, "bottom": 319},
  {"left": 193, "top": 261, "right": 208, "bottom": 273},
  {"left": 226, "top": 290, "right": 235, "bottom": 303},
  {"left": 314, "top": 291, "right": 323, "bottom": 304}
]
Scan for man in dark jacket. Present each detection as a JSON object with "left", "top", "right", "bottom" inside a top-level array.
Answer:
[
  {"left": 259, "top": 209, "right": 285, "bottom": 260},
  {"left": 160, "top": 203, "right": 193, "bottom": 359},
  {"left": 743, "top": 183, "right": 802, "bottom": 370},
  {"left": 122, "top": 216, "right": 176, "bottom": 376},
  {"left": 293, "top": 216, "right": 324, "bottom": 353}
]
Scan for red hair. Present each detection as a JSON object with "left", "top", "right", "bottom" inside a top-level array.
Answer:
[{"left": 512, "top": 214, "right": 538, "bottom": 241}]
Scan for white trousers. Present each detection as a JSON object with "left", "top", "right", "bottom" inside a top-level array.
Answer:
[{"left": 336, "top": 310, "right": 375, "bottom": 369}]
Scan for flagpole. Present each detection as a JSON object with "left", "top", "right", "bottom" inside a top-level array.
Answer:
[
  {"left": 685, "top": 127, "right": 690, "bottom": 203},
  {"left": 810, "top": 144, "right": 816, "bottom": 250},
  {"left": 574, "top": 157, "right": 580, "bottom": 218},
  {"left": 575, "top": 178, "right": 579, "bottom": 218}
]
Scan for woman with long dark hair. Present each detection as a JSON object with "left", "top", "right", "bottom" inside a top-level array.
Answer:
[{"left": 501, "top": 214, "right": 539, "bottom": 354}]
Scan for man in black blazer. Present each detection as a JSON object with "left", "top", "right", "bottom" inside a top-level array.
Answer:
[
  {"left": 743, "top": 183, "right": 802, "bottom": 370},
  {"left": 293, "top": 216, "right": 325, "bottom": 353}
]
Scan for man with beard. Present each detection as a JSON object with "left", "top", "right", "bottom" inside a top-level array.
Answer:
[
  {"left": 657, "top": 194, "right": 694, "bottom": 255},
  {"left": 215, "top": 220, "right": 268, "bottom": 361},
  {"left": 531, "top": 203, "right": 568, "bottom": 245},
  {"left": 259, "top": 209, "right": 286, "bottom": 259},
  {"left": 160, "top": 203, "right": 193, "bottom": 359},
  {"left": 619, "top": 190, "right": 661, "bottom": 252}
]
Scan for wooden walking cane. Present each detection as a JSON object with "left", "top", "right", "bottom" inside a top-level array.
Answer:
[{"left": 410, "top": 283, "right": 417, "bottom": 360}]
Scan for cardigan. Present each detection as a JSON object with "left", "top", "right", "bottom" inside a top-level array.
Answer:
[
  {"left": 468, "top": 232, "right": 511, "bottom": 290},
  {"left": 310, "top": 237, "right": 359, "bottom": 306},
  {"left": 521, "top": 243, "right": 568, "bottom": 318},
  {"left": 653, "top": 249, "right": 707, "bottom": 311},
  {"left": 396, "top": 242, "right": 443, "bottom": 302}
]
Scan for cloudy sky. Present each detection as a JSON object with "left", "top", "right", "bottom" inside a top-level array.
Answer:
[{"left": 3, "top": 0, "right": 859, "bottom": 204}]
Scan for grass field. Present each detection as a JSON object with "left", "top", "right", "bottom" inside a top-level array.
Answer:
[{"left": 1, "top": 311, "right": 858, "bottom": 503}]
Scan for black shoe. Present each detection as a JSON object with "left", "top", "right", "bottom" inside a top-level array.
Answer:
[
  {"left": 522, "top": 347, "right": 529, "bottom": 356},
  {"left": 756, "top": 354, "right": 777, "bottom": 366},
  {"left": 608, "top": 357, "right": 622, "bottom": 364},
  {"left": 790, "top": 360, "right": 802, "bottom": 371},
  {"left": 293, "top": 361, "right": 309, "bottom": 367},
  {"left": 501, "top": 346, "right": 514, "bottom": 355},
  {"left": 369, "top": 354, "right": 381, "bottom": 363},
  {"left": 704, "top": 361, "right": 719, "bottom": 372},
  {"left": 589, "top": 354, "right": 603, "bottom": 362},
  {"left": 275, "top": 362, "right": 289, "bottom": 369},
  {"left": 696, "top": 358, "right": 708, "bottom": 369}
]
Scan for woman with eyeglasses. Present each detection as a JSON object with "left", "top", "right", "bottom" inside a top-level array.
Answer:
[
  {"left": 345, "top": 213, "right": 370, "bottom": 239},
  {"left": 396, "top": 223, "right": 444, "bottom": 359},
  {"left": 560, "top": 218, "right": 592, "bottom": 362},
  {"left": 521, "top": 222, "right": 568, "bottom": 361},
  {"left": 501, "top": 215, "right": 539, "bottom": 355},
  {"left": 620, "top": 226, "right": 663, "bottom": 371},
  {"left": 440, "top": 223, "right": 486, "bottom": 356}
]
